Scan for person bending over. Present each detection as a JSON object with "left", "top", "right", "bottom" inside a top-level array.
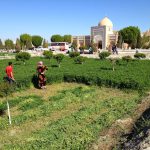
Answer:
[{"left": 5, "top": 62, "right": 15, "bottom": 84}]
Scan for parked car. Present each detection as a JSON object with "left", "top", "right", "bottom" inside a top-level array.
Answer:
[{"left": 35, "top": 46, "right": 48, "bottom": 51}]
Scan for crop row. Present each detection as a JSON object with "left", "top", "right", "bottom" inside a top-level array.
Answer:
[{"left": 3, "top": 90, "right": 141, "bottom": 149}]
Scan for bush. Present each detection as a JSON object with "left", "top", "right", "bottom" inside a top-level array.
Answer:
[
  {"left": 122, "top": 56, "right": 132, "bottom": 62},
  {"left": 15, "top": 52, "right": 31, "bottom": 64},
  {"left": 53, "top": 54, "right": 64, "bottom": 67},
  {"left": 43, "top": 50, "right": 53, "bottom": 60},
  {"left": 134, "top": 53, "right": 146, "bottom": 59},
  {"left": 99, "top": 52, "right": 111, "bottom": 59},
  {"left": 69, "top": 52, "right": 80, "bottom": 58},
  {"left": 79, "top": 46, "right": 85, "bottom": 50},
  {"left": 74, "top": 56, "right": 85, "bottom": 64},
  {"left": 79, "top": 46, "right": 85, "bottom": 54}
]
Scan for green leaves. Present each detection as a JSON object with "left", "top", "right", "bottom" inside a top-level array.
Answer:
[
  {"left": 43, "top": 50, "right": 53, "bottom": 60},
  {"left": 99, "top": 51, "right": 111, "bottom": 59},
  {"left": 20, "top": 34, "right": 32, "bottom": 50},
  {"left": 53, "top": 54, "right": 64, "bottom": 67},
  {"left": 118, "top": 26, "right": 141, "bottom": 49},
  {"left": 15, "top": 52, "right": 31, "bottom": 63},
  {"left": 5, "top": 39, "right": 14, "bottom": 50},
  {"left": 32, "top": 35, "right": 43, "bottom": 48}
]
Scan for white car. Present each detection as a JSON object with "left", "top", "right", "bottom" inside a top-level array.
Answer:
[{"left": 36, "top": 46, "right": 48, "bottom": 51}]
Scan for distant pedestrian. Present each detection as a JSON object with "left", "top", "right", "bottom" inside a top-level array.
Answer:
[
  {"left": 37, "top": 61, "right": 48, "bottom": 89},
  {"left": 4, "top": 62, "right": 15, "bottom": 84},
  {"left": 112, "top": 44, "right": 118, "bottom": 54}
]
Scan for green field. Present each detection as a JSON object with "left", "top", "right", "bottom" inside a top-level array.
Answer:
[
  {"left": 0, "top": 56, "right": 150, "bottom": 149},
  {"left": 0, "top": 83, "right": 142, "bottom": 149},
  {"left": 0, "top": 56, "right": 150, "bottom": 90}
]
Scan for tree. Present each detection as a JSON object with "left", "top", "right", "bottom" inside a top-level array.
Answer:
[
  {"left": 20, "top": 34, "right": 32, "bottom": 50},
  {"left": 141, "top": 35, "right": 150, "bottom": 49},
  {"left": 43, "top": 50, "right": 53, "bottom": 61},
  {"left": 51, "top": 35, "right": 64, "bottom": 42},
  {"left": 43, "top": 39, "right": 49, "bottom": 48},
  {"left": 64, "top": 35, "right": 72, "bottom": 43},
  {"left": 109, "top": 58, "right": 120, "bottom": 71},
  {"left": 0, "top": 39, "right": 4, "bottom": 49},
  {"left": 32, "top": 35, "right": 43, "bottom": 48},
  {"left": 90, "top": 42, "right": 97, "bottom": 52},
  {"left": 71, "top": 41, "right": 77, "bottom": 51},
  {"left": 15, "top": 52, "right": 31, "bottom": 64},
  {"left": 137, "top": 32, "right": 142, "bottom": 48},
  {"left": 26, "top": 40, "right": 32, "bottom": 49},
  {"left": 74, "top": 56, "right": 85, "bottom": 64},
  {"left": 53, "top": 54, "right": 64, "bottom": 67},
  {"left": 15, "top": 38, "right": 21, "bottom": 52},
  {"left": 5, "top": 39, "right": 14, "bottom": 50},
  {"left": 99, "top": 52, "right": 111, "bottom": 60},
  {"left": 118, "top": 26, "right": 141, "bottom": 49}
]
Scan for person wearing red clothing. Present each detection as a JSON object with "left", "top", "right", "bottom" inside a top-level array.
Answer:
[
  {"left": 37, "top": 61, "right": 48, "bottom": 89},
  {"left": 5, "top": 62, "right": 15, "bottom": 84}
]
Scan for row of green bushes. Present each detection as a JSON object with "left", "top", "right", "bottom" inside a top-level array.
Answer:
[
  {"left": 0, "top": 56, "right": 150, "bottom": 98},
  {"left": 98, "top": 51, "right": 146, "bottom": 60}
]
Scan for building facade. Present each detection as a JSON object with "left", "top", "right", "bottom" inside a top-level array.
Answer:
[
  {"left": 91, "top": 17, "right": 118, "bottom": 49},
  {"left": 72, "top": 17, "right": 118, "bottom": 49},
  {"left": 71, "top": 35, "right": 91, "bottom": 48}
]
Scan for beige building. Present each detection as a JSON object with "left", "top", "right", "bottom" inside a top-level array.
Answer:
[
  {"left": 91, "top": 17, "right": 118, "bottom": 49},
  {"left": 143, "top": 29, "right": 150, "bottom": 37},
  {"left": 71, "top": 35, "right": 91, "bottom": 48},
  {"left": 72, "top": 17, "right": 118, "bottom": 49}
]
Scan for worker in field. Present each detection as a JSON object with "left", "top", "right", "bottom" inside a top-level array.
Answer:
[
  {"left": 36, "top": 61, "right": 48, "bottom": 89},
  {"left": 4, "top": 62, "right": 15, "bottom": 84}
]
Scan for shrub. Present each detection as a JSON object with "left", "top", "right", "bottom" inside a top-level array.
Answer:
[
  {"left": 79, "top": 46, "right": 85, "bottom": 50},
  {"left": 69, "top": 52, "right": 80, "bottom": 58},
  {"left": 79, "top": 46, "right": 85, "bottom": 53},
  {"left": 134, "top": 53, "right": 146, "bottom": 59},
  {"left": 99, "top": 52, "right": 111, "bottom": 59},
  {"left": 122, "top": 56, "right": 132, "bottom": 62},
  {"left": 0, "top": 82, "right": 15, "bottom": 97},
  {"left": 43, "top": 50, "right": 53, "bottom": 60},
  {"left": 53, "top": 54, "right": 64, "bottom": 67},
  {"left": 15, "top": 52, "right": 31, "bottom": 64},
  {"left": 74, "top": 56, "right": 85, "bottom": 64}
]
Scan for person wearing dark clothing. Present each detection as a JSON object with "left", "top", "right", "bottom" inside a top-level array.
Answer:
[
  {"left": 37, "top": 61, "right": 48, "bottom": 89},
  {"left": 112, "top": 44, "right": 118, "bottom": 54}
]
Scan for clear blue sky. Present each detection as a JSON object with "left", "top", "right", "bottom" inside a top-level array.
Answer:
[{"left": 0, "top": 0, "right": 150, "bottom": 42}]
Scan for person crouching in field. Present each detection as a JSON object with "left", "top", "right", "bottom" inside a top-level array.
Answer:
[
  {"left": 37, "top": 61, "right": 48, "bottom": 89},
  {"left": 4, "top": 62, "right": 15, "bottom": 84}
]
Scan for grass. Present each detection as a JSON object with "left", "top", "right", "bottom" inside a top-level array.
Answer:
[
  {"left": 0, "top": 52, "right": 15, "bottom": 56},
  {"left": 0, "top": 83, "right": 142, "bottom": 149},
  {"left": 1, "top": 56, "right": 150, "bottom": 91}
]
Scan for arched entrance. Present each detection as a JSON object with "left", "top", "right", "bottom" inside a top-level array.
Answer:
[
  {"left": 98, "top": 41, "right": 102, "bottom": 49},
  {"left": 93, "top": 35, "right": 103, "bottom": 49}
]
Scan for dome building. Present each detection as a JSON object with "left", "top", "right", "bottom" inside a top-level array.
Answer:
[
  {"left": 91, "top": 17, "right": 118, "bottom": 49},
  {"left": 71, "top": 17, "right": 118, "bottom": 50}
]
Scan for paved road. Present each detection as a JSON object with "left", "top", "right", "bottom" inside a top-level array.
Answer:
[{"left": 1, "top": 49, "right": 150, "bottom": 60}]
